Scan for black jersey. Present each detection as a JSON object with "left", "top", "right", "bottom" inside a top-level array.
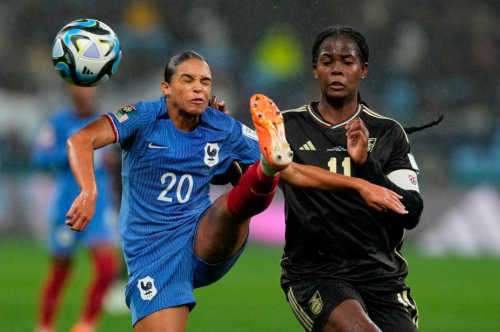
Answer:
[{"left": 280, "top": 102, "right": 423, "bottom": 292}]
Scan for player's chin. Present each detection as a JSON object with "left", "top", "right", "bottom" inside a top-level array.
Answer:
[
  {"left": 181, "top": 105, "right": 206, "bottom": 118},
  {"left": 325, "top": 90, "right": 348, "bottom": 101}
]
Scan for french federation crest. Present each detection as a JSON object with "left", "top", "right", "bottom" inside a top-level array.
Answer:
[
  {"left": 308, "top": 290, "right": 323, "bottom": 315},
  {"left": 137, "top": 276, "right": 157, "bottom": 300},
  {"left": 204, "top": 143, "right": 220, "bottom": 167}
]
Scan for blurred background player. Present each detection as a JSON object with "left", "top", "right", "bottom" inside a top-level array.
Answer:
[
  {"left": 279, "top": 26, "right": 424, "bottom": 332},
  {"left": 32, "top": 85, "right": 120, "bottom": 332}
]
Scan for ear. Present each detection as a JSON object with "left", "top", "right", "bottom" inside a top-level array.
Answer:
[
  {"left": 161, "top": 81, "right": 170, "bottom": 96},
  {"left": 360, "top": 62, "right": 368, "bottom": 80},
  {"left": 312, "top": 63, "right": 318, "bottom": 79}
]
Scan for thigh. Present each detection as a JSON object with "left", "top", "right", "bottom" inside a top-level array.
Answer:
[
  {"left": 194, "top": 192, "right": 250, "bottom": 263},
  {"left": 286, "top": 279, "right": 371, "bottom": 332},
  {"left": 362, "top": 288, "right": 419, "bottom": 332},
  {"left": 191, "top": 231, "right": 248, "bottom": 288},
  {"left": 48, "top": 218, "right": 77, "bottom": 256},
  {"left": 126, "top": 245, "right": 196, "bottom": 327},
  {"left": 134, "top": 305, "right": 189, "bottom": 332},
  {"left": 82, "top": 206, "right": 118, "bottom": 248}
]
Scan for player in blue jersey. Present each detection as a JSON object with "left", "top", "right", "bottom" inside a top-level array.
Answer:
[
  {"left": 64, "top": 51, "right": 407, "bottom": 331},
  {"left": 32, "top": 86, "right": 119, "bottom": 332}
]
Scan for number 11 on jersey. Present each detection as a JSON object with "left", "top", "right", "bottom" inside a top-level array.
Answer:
[{"left": 328, "top": 157, "right": 351, "bottom": 176}]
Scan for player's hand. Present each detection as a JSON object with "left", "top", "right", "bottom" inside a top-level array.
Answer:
[
  {"left": 345, "top": 117, "right": 368, "bottom": 165},
  {"left": 209, "top": 95, "right": 228, "bottom": 114},
  {"left": 65, "top": 190, "right": 97, "bottom": 232},
  {"left": 358, "top": 182, "right": 408, "bottom": 214}
]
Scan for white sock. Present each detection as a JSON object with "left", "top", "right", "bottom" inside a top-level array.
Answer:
[{"left": 260, "top": 155, "right": 278, "bottom": 177}]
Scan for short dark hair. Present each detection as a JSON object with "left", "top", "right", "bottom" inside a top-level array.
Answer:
[
  {"left": 312, "top": 26, "right": 369, "bottom": 65},
  {"left": 163, "top": 51, "right": 206, "bottom": 83}
]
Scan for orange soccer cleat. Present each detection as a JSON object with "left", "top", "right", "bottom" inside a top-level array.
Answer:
[
  {"left": 69, "top": 323, "right": 94, "bottom": 332},
  {"left": 250, "top": 94, "right": 293, "bottom": 171}
]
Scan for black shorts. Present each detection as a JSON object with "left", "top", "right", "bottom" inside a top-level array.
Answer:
[{"left": 285, "top": 279, "right": 418, "bottom": 332}]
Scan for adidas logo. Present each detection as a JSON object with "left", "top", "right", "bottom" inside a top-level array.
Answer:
[
  {"left": 299, "top": 141, "right": 316, "bottom": 151},
  {"left": 82, "top": 66, "right": 94, "bottom": 75}
]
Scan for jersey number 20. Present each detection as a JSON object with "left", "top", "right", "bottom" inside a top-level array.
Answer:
[{"left": 157, "top": 172, "right": 193, "bottom": 203}]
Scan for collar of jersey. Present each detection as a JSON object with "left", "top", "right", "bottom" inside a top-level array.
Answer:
[{"left": 307, "top": 102, "right": 363, "bottom": 129}]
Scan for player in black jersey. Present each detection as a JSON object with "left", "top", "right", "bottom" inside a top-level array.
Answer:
[{"left": 279, "top": 26, "right": 423, "bottom": 332}]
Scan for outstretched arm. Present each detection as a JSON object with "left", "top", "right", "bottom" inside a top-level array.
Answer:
[
  {"left": 280, "top": 163, "right": 408, "bottom": 214},
  {"left": 346, "top": 117, "right": 423, "bottom": 229},
  {"left": 65, "top": 116, "right": 116, "bottom": 232},
  {"left": 352, "top": 156, "right": 423, "bottom": 229}
]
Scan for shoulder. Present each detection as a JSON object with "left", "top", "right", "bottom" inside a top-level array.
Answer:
[
  {"left": 48, "top": 107, "right": 77, "bottom": 129},
  {"left": 281, "top": 104, "right": 308, "bottom": 116},
  {"left": 281, "top": 105, "right": 308, "bottom": 122},
  {"left": 133, "top": 97, "right": 167, "bottom": 118},
  {"left": 361, "top": 106, "right": 409, "bottom": 143},
  {"left": 202, "top": 106, "right": 239, "bottom": 130}
]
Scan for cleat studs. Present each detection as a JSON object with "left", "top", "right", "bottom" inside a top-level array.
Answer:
[
  {"left": 252, "top": 102, "right": 258, "bottom": 107},
  {"left": 258, "top": 113, "right": 263, "bottom": 118}
]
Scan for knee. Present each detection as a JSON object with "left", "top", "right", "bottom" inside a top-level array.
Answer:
[{"left": 93, "top": 251, "right": 119, "bottom": 282}]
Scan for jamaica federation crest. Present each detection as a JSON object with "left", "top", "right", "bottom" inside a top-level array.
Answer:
[{"left": 308, "top": 290, "right": 323, "bottom": 315}]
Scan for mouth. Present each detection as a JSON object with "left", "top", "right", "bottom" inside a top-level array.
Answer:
[
  {"left": 189, "top": 98, "right": 204, "bottom": 105},
  {"left": 329, "top": 81, "right": 345, "bottom": 90}
]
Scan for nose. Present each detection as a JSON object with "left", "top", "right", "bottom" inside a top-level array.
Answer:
[
  {"left": 193, "top": 81, "right": 203, "bottom": 92},
  {"left": 331, "top": 62, "right": 342, "bottom": 75}
]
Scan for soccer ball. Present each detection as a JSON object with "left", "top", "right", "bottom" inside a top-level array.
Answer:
[{"left": 52, "top": 19, "right": 121, "bottom": 87}]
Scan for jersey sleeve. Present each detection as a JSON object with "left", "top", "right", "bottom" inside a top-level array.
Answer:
[
  {"left": 230, "top": 121, "right": 261, "bottom": 164},
  {"left": 352, "top": 124, "right": 423, "bottom": 230},
  {"left": 105, "top": 102, "right": 156, "bottom": 150},
  {"left": 385, "top": 124, "right": 419, "bottom": 173}
]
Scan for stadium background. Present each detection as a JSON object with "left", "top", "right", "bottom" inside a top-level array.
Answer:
[{"left": 1, "top": 0, "right": 500, "bottom": 331}]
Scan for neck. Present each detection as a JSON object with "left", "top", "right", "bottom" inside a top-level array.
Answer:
[
  {"left": 74, "top": 106, "right": 94, "bottom": 118},
  {"left": 318, "top": 96, "right": 359, "bottom": 124},
  {"left": 166, "top": 99, "right": 200, "bottom": 132}
]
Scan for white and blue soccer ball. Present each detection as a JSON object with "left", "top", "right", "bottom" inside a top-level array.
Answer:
[{"left": 52, "top": 19, "right": 121, "bottom": 87}]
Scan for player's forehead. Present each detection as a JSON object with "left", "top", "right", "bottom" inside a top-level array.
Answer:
[
  {"left": 173, "top": 58, "right": 211, "bottom": 79},
  {"left": 319, "top": 35, "right": 360, "bottom": 59}
]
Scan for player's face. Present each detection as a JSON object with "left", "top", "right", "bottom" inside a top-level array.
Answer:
[
  {"left": 162, "top": 58, "right": 212, "bottom": 118},
  {"left": 313, "top": 36, "right": 368, "bottom": 103},
  {"left": 68, "top": 85, "right": 97, "bottom": 116}
]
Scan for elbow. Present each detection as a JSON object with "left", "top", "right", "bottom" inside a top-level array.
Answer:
[
  {"left": 403, "top": 194, "right": 424, "bottom": 230},
  {"left": 66, "top": 135, "right": 75, "bottom": 151},
  {"left": 404, "top": 217, "right": 420, "bottom": 230}
]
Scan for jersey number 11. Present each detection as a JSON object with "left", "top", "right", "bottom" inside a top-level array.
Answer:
[{"left": 328, "top": 157, "right": 351, "bottom": 176}]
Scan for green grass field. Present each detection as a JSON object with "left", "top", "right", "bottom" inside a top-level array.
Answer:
[{"left": 0, "top": 236, "right": 499, "bottom": 331}]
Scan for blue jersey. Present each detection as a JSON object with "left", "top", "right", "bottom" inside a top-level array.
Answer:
[
  {"left": 105, "top": 97, "right": 260, "bottom": 274},
  {"left": 32, "top": 107, "right": 114, "bottom": 223}
]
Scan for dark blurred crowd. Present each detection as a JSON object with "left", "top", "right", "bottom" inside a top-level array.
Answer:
[{"left": 2, "top": 0, "right": 500, "bottom": 189}]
